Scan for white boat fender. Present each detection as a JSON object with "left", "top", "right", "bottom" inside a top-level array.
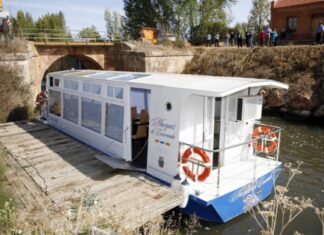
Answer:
[
  {"left": 171, "top": 173, "right": 182, "bottom": 191},
  {"left": 179, "top": 179, "right": 190, "bottom": 208}
]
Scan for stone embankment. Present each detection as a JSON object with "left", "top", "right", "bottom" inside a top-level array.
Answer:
[{"left": 184, "top": 46, "right": 324, "bottom": 120}]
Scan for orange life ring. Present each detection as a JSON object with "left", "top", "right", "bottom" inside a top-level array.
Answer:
[
  {"left": 182, "top": 147, "right": 211, "bottom": 182},
  {"left": 252, "top": 126, "right": 277, "bottom": 154}
]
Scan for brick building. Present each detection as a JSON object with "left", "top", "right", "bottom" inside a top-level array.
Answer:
[{"left": 271, "top": 0, "right": 324, "bottom": 40}]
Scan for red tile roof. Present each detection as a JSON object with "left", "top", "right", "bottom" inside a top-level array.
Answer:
[{"left": 272, "top": 0, "right": 324, "bottom": 8}]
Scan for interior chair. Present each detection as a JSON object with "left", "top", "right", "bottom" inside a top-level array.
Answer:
[{"left": 132, "top": 124, "right": 148, "bottom": 139}]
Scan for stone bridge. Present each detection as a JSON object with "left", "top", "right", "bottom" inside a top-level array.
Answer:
[{"left": 1, "top": 41, "right": 193, "bottom": 97}]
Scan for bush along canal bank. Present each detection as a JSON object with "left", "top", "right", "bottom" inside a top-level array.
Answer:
[{"left": 184, "top": 45, "right": 324, "bottom": 123}]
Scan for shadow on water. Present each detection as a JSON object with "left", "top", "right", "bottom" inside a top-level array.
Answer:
[{"left": 192, "top": 115, "right": 323, "bottom": 235}]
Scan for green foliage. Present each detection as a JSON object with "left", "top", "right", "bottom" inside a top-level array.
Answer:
[
  {"left": 12, "top": 10, "right": 70, "bottom": 41},
  {"left": 0, "top": 64, "right": 33, "bottom": 123},
  {"left": 0, "top": 162, "right": 7, "bottom": 209},
  {"left": 78, "top": 25, "right": 101, "bottom": 41},
  {"left": 12, "top": 10, "right": 34, "bottom": 34},
  {"left": 123, "top": 0, "right": 157, "bottom": 39},
  {"left": 123, "top": 0, "right": 237, "bottom": 44},
  {"left": 234, "top": 22, "right": 248, "bottom": 34},
  {"left": 248, "top": 0, "right": 270, "bottom": 32},
  {"left": 104, "top": 9, "right": 125, "bottom": 41}
]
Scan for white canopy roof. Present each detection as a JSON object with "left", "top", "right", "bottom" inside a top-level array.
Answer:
[{"left": 52, "top": 70, "right": 289, "bottom": 97}]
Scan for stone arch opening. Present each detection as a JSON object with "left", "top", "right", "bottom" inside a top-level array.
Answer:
[{"left": 41, "top": 54, "right": 103, "bottom": 90}]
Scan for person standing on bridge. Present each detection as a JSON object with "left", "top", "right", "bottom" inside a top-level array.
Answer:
[
  {"left": 214, "top": 32, "right": 220, "bottom": 47},
  {"left": 3, "top": 16, "right": 12, "bottom": 40},
  {"left": 206, "top": 33, "right": 212, "bottom": 47},
  {"left": 316, "top": 22, "right": 324, "bottom": 45}
]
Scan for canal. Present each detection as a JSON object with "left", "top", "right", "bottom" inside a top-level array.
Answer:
[{"left": 195, "top": 116, "right": 324, "bottom": 235}]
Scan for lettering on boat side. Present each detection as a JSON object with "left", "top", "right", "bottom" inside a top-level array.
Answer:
[
  {"left": 229, "top": 174, "right": 273, "bottom": 203},
  {"left": 150, "top": 117, "right": 176, "bottom": 139}
]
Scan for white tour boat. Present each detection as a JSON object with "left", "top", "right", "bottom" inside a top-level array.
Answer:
[{"left": 45, "top": 70, "right": 288, "bottom": 222}]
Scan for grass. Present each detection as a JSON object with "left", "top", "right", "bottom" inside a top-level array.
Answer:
[
  {"left": 245, "top": 161, "right": 323, "bottom": 235},
  {"left": 0, "top": 64, "right": 34, "bottom": 123},
  {"left": 0, "top": 38, "right": 30, "bottom": 54},
  {"left": 0, "top": 162, "right": 8, "bottom": 209},
  {"left": 184, "top": 46, "right": 324, "bottom": 114}
]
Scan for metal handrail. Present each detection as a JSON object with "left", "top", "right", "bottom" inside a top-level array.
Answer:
[
  {"left": 178, "top": 123, "right": 282, "bottom": 196},
  {"left": 179, "top": 128, "right": 282, "bottom": 154}
]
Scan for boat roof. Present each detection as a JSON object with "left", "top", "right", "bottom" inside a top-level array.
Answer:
[{"left": 50, "top": 70, "right": 289, "bottom": 97}]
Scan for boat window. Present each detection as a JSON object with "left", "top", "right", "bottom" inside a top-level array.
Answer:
[
  {"left": 107, "top": 86, "right": 114, "bottom": 97},
  {"left": 63, "top": 94, "right": 79, "bottom": 124},
  {"left": 49, "top": 90, "right": 61, "bottom": 116},
  {"left": 49, "top": 77, "right": 54, "bottom": 87},
  {"left": 91, "top": 83, "right": 102, "bottom": 95},
  {"left": 115, "top": 87, "right": 123, "bottom": 99},
  {"left": 82, "top": 98, "right": 102, "bottom": 133},
  {"left": 130, "top": 88, "right": 151, "bottom": 114},
  {"left": 54, "top": 79, "right": 60, "bottom": 87},
  {"left": 105, "top": 103, "right": 124, "bottom": 143},
  {"left": 64, "top": 80, "right": 78, "bottom": 90},
  {"left": 83, "top": 82, "right": 91, "bottom": 93}
]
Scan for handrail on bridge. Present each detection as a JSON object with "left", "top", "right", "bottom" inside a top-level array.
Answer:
[{"left": 9, "top": 27, "right": 124, "bottom": 44}]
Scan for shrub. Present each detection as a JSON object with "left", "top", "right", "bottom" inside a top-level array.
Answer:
[{"left": 0, "top": 64, "right": 33, "bottom": 123}]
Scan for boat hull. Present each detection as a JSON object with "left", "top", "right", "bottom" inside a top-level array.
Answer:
[{"left": 181, "top": 164, "right": 281, "bottom": 223}]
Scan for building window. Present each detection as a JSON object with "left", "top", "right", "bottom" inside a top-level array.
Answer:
[
  {"left": 82, "top": 98, "right": 102, "bottom": 133},
  {"left": 105, "top": 103, "right": 124, "bottom": 143},
  {"left": 63, "top": 94, "right": 79, "bottom": 124},
  {"left": 287, "top": 17, "right": 297, "bottom": 31}
]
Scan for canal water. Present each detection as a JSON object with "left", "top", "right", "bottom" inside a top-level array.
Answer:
[{"left": 195, "top": 116, "right": 324, "bottom": 235}]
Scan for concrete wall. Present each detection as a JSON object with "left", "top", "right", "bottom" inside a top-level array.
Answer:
[{"left": 271, "top": 2, "right": 324, "bottom": 40}]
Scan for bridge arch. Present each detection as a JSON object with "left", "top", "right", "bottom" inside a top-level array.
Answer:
[{"left": 39, "top": 53, "right": 104, "bottom": 91}]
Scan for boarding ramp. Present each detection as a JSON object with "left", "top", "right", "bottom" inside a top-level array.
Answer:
[{"left": 0, "top": 121, "right": 184, "bottom": 232}]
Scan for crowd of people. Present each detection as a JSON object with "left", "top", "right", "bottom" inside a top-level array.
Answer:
[{"left": 206, "top": 26, "right": 279, "bottom": 48}]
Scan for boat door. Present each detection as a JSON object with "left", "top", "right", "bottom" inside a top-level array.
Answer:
[
  {"left": 129, "top": 87, "right": 151, "bottom": 168},
  {"left": 179, "top": 95, "right": 215, "bottom": 162}
]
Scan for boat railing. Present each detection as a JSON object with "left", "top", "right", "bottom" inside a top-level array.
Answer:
[{"left": 178, "top": 123, "right": 282, "bottom": 195}]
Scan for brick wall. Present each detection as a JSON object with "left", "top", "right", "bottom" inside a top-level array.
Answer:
[{"left": 271, "top": 2, "right": 324, "bottom": 40}]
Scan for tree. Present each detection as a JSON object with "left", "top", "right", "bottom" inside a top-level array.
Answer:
[
  {"left": 123, "top": 0, "right": 157, "bottom": 39},
  {"left": 234, "top": 22, "right": 248, "bottom": 33},
  {"left": 35, "top": 11, "right": 70, "bottom": 41},
  {"left": 78, "top": 25, "right": 101, "bottom": 41},
  {"left": 123, "top": 0, "right": 237, "bottom": 43},
  {"left": 104, "top": 9, "right": 125, "bottom": 41},
  {"left": 248, "top": 0, "right": 270, "bottom": 32},
  {"left": 12, "top": 10, "right": 34, "bottom": 34}
]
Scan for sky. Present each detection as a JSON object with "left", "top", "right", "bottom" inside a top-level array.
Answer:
[{"left": 4, "top": 0, "right": 253, "bottom": 32}]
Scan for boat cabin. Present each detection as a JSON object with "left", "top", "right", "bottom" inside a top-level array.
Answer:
[{"left": 46, "top": 70, "right": 288, "bottom": 185}]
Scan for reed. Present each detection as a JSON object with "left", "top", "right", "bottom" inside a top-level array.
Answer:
[{"left": 245, "top": 161, "right": 323, "bottom": 235}]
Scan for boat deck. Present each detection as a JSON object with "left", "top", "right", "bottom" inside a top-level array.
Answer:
[
  {"left": 0, "top": 121, "right": 184, "bottom": 232},
  {"left": 189, "top": 155, "right": 280, "bottom": 202}
]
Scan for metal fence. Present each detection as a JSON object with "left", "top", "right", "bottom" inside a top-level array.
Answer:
[{"left": 12, "top": 28, "right": 123, "bottom": 44}]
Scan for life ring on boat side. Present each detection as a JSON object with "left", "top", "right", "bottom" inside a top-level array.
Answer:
[
  {"left": 252, "top": 126, "right": 277, "bottom": 154},
  {"left": 182, "top": 147, "right": 211, "bottom": 182}
]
